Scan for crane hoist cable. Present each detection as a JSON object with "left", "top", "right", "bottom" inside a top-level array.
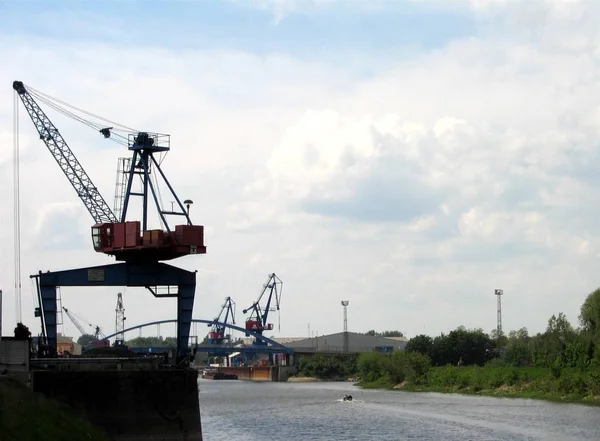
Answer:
[
  {"left": 15, "top": 82, "right": 175, "bottom": 228},
  {"left": 25, "top": 83, "right": 172, "bottom": 222},
  {"left": 28, "top": 90, "right": 131, "bottom": 147},
  {"left": 26, "top": 84, "right": 140, "bottom": 133},
  {"left": 13, "top": 89, "right": 22, "bottom": 323},
  {"left": 22, "top": 83, "right": 172, "bottom": 154}
]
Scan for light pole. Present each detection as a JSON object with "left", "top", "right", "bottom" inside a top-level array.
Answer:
[
  {"left": 494, "top": 289, "right": 503, "bottom": 335},
  {"left": 341, "top": 300, "right": 349, "bottom": 352}
]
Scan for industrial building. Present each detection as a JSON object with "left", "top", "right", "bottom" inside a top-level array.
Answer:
[
  {"left": 57, "top": 334, "right": 83, "bottom": 356},
  {"left": 242, "top": 332, "right": 408, "bottom": 354}
]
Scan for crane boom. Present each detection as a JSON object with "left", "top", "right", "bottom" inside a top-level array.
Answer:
[
  {"left": 12, "top": 81, "right": 118, "bottom": 224},
  {"left": 63, "top": 307, "right": 87, "bottom": 336}
]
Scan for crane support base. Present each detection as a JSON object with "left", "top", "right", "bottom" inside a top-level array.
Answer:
[{"left": 31, "top": 262, "right": 196, "bottom": 363}]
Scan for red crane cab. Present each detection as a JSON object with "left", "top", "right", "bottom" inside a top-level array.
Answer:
[
  {"left": 91, "top": 221, "right": 206, "bottom": 262},
  {"left": 245, "top": 320, "right": 263, "bottom": 332},
  {"left": 244, "top": 321, "right": 274, "bottom": 332}
]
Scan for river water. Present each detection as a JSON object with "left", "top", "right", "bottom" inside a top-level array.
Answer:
[{"left": 199, "top": 379, "right": 600, "bottom": 441}]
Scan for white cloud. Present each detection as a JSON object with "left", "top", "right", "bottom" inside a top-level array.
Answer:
[{"left": 1, "top": 0, "right": 600, "bottom": 344}]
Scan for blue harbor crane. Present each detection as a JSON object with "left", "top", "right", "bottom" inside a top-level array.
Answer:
[
  {"left": 13, "top": 81, "right": 206, "bottom": 364},
  {"left": 206, "top": 297, "right": 236, "bottom": 359},
  {"left": 207, "top": 296, "right": 236, "bottom": 346},
  {"left": 242, "top": 273, "right": 282, "bottom": 347}
]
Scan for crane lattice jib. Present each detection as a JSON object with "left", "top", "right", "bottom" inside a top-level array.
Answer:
[
  {"left": 63, "top": 307, "right": 87, "bottom": 336},
  {"left": 12, "top": 81, "right": 118, "bottom": 224}
]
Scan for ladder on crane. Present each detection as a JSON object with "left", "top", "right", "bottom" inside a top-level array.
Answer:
[
  {"left": 114, "top": 157, "right": 132, "bottom": 221},
  {"left": 56, "top": 286, "right": 64, "bottom": 334}
]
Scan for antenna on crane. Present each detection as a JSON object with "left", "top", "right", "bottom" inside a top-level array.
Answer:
[{"left": 494, "top": 289, "right": 503, "bottom": 334}]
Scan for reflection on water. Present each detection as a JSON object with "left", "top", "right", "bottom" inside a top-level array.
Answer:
[{"left": 199, "top": 380, "right": 600, "bottom": 441}]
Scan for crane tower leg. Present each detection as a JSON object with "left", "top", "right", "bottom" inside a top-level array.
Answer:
[
  {"left": 177, "top": 285, "right": 195, "bottom": 359},
  {"left": 32, "top": 262, "right": 197, "bottom": 363},
  {"left": 40, "top": 285, "right": 59, "bottom": 357}
]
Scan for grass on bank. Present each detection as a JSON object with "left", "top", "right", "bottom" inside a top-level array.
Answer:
[
  {"left": 297, "top": 352, "right": 600, "bottom": 405},
  {"left": 0, "top": 377, "right": 111, "bottom": 441},
  {"left": 358, "top": 362, "right": 600, "bottom": 406}
]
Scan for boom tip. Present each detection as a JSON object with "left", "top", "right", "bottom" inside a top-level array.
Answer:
[{"left": 12, "top": 81, "right": 25, "bottom": 93}]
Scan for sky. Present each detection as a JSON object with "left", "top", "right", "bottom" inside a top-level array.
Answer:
[{"left": 1, "top": 0, "right": 600, "bottom": 343}]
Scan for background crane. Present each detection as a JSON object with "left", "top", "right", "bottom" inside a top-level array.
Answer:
[
  {"left": 243, "top": 273, "right": 283, "bottom": 347},
  {"left": 15, "top": 80, "right": 205, "bottom": 362},
  {"left": 115, "top": 292, "right": 126, "bottom": 346},
  {"left": 207, "top": 297, "right": 236, "bottom": 346},
  {"left": 62, "top": 307, "right": 109, "bottom": 348}
]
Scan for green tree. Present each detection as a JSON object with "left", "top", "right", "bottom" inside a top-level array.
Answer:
[
  {"left": 357, "top": 352, "right": 387, "bottom": 383},
  {"left": 126, "top": 336, "right": 177, "bottom": 347},
  {"left": 580, "top": 288, "right": 600, "bottom": 334},
  {"left": 580, "top": 288, "right": 600, "bottom": 363},
  {"left": 77, "top": 334, "right": 95, "bottom": 347},
  {"left": 365, "top": 330, "right": 404, "bottom": 337},
  {"left": 405, "top": 334, "right": 433, "bottom": 357},
  {"left": 504, "top": 328, "right": 531, "bottom": 367},
  {"left": 490, "top": 328, "right": 509, "bottom": 350}
]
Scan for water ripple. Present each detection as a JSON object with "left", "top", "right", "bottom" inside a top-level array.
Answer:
[{"left": 199, "top": 380, "right": 600, "bottom": 441}]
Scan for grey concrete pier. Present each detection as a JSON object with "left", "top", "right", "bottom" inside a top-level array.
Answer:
[{"left": 31, "top": 359, "right": 202, "bottom": 440}]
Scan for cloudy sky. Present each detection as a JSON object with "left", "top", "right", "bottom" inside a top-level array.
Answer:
[{"left": 1, "top": 0, "right": 599, "bottom": 343}]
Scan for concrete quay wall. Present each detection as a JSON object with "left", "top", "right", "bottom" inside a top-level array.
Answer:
[{"left": 32, "top": 368, "right": 202, "bottom": 441}]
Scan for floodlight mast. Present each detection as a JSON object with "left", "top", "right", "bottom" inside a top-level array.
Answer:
[
  {"left": 341, "top": 300, "right": 349, "bottom": 351},
  {"left": 494, "top": 289, "right": 503, "bottom": 334}
]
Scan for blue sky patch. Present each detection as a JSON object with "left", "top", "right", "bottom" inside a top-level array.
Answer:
[{"left": 0, "top": 0, "right": 478, "bottom": 62}]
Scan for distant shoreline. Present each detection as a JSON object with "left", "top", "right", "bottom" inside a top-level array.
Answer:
[
  {"left": 287, "top": 376, "right": 321, "bottom": 382},
  {"left": 287, "top": 376, "right": 360, "bottom": 383},
  {"left": 358, "top": 379, "right": 600, "bottom": 407}
]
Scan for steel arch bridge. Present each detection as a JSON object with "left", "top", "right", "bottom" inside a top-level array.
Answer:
[{"left": 94, "top": 319, "right": 293, "bottom": 355}]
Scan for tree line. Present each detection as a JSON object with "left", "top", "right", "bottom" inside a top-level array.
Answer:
[{"left": 405, "top": 288, "right": 600, "bottom": 369}]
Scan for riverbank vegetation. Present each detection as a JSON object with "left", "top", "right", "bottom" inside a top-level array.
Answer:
[
  {"left": 0, "top": 377, "right": 110, "bottom": 441},
  {"left": 297, "top": 288, "right": 600, "bottom": 404},
  {"left": 297, "top": 354, "right": 359, "bottom": 380}
]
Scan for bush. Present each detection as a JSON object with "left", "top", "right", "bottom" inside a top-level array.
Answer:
[{"left": 298, "top": 354, "right": 358, "bottom": 380}]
